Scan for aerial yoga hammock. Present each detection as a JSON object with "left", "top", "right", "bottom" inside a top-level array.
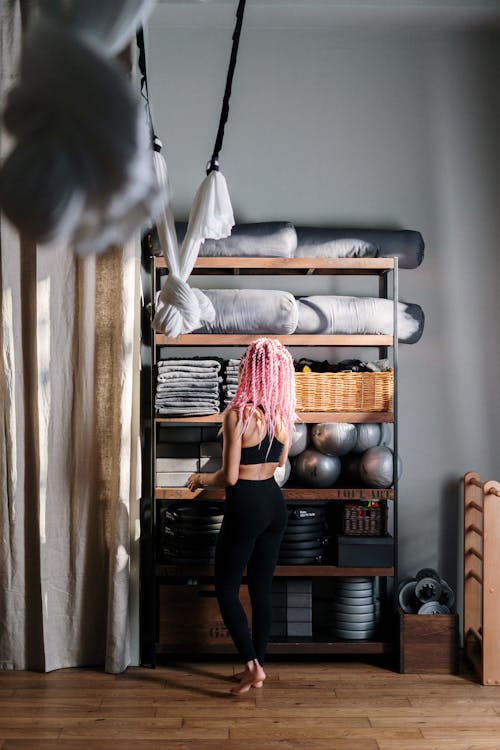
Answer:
[{"left": 142, "top": 1, "right": 248, "bottom": 338}]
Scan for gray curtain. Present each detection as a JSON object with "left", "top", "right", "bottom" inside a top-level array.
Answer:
[{"left": 0, "top": 0, "right": 141, "bottom": 673}]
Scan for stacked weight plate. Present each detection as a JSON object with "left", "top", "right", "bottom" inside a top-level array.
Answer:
[
  {"left": 328, "top": 577, "right": 380, "bottom": 640},
  {"left": 278, "top": 506, "right": 329, "bottom": 565},
  {"left": 398, "top": 567, "right": 455, "bottom": 614},
  {"left": 159, "top": 503, "right": 225, "bottom": 565}
]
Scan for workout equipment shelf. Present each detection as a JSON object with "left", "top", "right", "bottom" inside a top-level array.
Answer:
[
  {"left": 155, "top": 255, "right": 395, "bottom": 275},
  {"left": 155, "top": 333, "right": 393, "bottom": 347},
  {"left": 141, "top": 251, "right": 400, "bottom": 665},
  {"left": 155, "top": 487, "right": 394, "bottom": 501},
  {"left": 155, "top": 412, "right": 394, "bottom": 424},
  {"left": 156, "top": 564, "right": 395, "bottom": 578},
  {"left": 156, "top": 639, "right": 393, "bottom": 655}
]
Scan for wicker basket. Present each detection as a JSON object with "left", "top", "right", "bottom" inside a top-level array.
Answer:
[
  {"left": 343, "top": 503, "right": 388, "bottom": 536},
  {"left": 294, "top": 369, "right": 393, "bottom": 413}
]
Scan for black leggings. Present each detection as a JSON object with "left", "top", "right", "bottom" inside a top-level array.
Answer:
[{"left": 215, "top": 477, "right": 287, "bottom": 665}]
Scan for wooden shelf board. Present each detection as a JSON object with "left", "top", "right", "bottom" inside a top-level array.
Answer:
[
  {"left": 154, "top": 256, "right": 395, "bottom": 274},
  {"left": 155, "top": 412, "right": 394, "bottom": 424},
  {"left": 155, "top": 639, "right": 393, "bottom": 655},
  {"left": 155, "top": 487, "right": 394, "bottom": 501},
  {"left": 155, "top": 333, "right": 393, "bottom": 347},
  {"left": 156, "top": 564, "right": 394, "bottom": 578}
]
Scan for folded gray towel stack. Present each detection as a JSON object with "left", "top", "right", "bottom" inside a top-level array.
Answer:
[
  {"left": 223, "top": 358, "right": 241, "bottom": 408},
  {"left": 156, "top": 359, "right": 222, "bottom": 416}
]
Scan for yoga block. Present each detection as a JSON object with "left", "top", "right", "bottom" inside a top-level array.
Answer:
[
  {"left": 202, "top": 427, "right": 221, "bottom": 441},
  {"left": 286, "top": 579, "right": 313, "bottom": 594},
  {"left": 200, "top": 442, "right": 223, "bottom": 458},
  {"left": 287, "top": 607, "right": 312, "bottom": 623},
  {"left": 156, "top": 458, "right": 199, "bottom": 472},
  {"left": 399, "top": 610, "right": 459, "bottom": 674},
  {"left": 270, "top": 622, "right": 287, "bottom": 637},
  {"left": 156, "top": 443, "right": 199, "bottom": 459},
  {"left": 287, "top": 593, "right": 312, "bottom": 608},
  {"left": 199, "top": 457, "right": 222, "bottom": 472},
  {"left": 272, "top": 607, "right": 287, "bottom": 622},
  {"left": 156, "top": 472, "right": 192, "bottom": 487},
  {"left": 158, "top": 426, "right": 202, "bottom": 443},
  {"left": 287, "top": 622, "right": 313, "bottom": 637}
]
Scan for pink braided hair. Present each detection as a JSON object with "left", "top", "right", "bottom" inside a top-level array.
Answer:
[{"left": 225, "top": 337, "right": 297, "bottom": 444}]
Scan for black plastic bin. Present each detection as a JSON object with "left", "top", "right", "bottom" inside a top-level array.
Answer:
[{"left": 336, "top": 534, "right": 394, "bottom": 567}]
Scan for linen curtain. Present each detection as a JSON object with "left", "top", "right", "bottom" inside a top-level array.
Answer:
[{"left": 0, "top": 0, "right": 141, "bottom": 673}]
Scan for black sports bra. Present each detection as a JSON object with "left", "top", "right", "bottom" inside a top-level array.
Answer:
[{"left": 240, "top": 432, "right": 284, "bottom": 465}]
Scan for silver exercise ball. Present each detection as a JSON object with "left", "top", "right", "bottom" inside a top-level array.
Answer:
[
  {"left": 359, "top": 446, "right": 402, "bottom": 488},
  {"left": 288, "top": 423, "right": 308, "bottom": 457},
  {"left": 294, "top": 448, "right": 341, "bottom": 488},
  {"left": 311, "top": 422, "right": 357, "bottom": 457},
  {"left": 352, "top": 423, "right": 383, "bottom": 454},
  {"left": 274, "top": 459, "right": 291, "bottom": 487}
]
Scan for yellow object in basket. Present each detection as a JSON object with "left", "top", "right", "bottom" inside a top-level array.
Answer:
[{"left": 302, "top": 365, "right": 312, "bottom": 373}]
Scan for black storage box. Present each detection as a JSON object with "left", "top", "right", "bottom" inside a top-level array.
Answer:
[{"left": 336, "top": 534, "right": 394, "bottom": 567}]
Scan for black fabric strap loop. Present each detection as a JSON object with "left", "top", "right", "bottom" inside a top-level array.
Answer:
[
  {"left": 208, "top": 0, "right": 247, "bottom": 174},
  {"left": 136, "top": 27, "right": 157, "bottom": 148}
]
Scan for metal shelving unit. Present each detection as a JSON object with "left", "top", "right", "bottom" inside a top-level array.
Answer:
[{"left": 140, "top": 253, "right": 399, "bottom": 664}]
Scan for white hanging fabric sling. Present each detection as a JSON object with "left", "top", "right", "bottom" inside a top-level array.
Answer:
[
  {"left": 148, "top": 0, "right": 247, "bottom": 338},
  {"left": 0, "top": 0, "right": 159, "bottom": 254}
]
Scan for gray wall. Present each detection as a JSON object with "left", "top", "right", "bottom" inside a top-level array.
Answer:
[{"left": 146, "top": 8, "right": 500, "bottom": 608}]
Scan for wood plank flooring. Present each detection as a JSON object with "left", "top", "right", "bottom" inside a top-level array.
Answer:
[{"left": 1, "top": 660, "right": 500, "bottom": 749}]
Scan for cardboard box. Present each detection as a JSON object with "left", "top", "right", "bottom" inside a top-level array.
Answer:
[
  {"left": 399, "top": 609, "right": 459, "bottom": 674},
  {"left": 158, "top": 584, "right": 251, "bottom": 648}
]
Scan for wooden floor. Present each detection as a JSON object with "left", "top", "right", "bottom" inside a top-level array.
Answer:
[{"left": 1, "top": 659, "right": 500, "bottom": 749}]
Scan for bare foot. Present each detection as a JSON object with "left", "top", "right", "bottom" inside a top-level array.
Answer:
[
  {"left": 231, "top": 660, "right": 266, "bottom": 695},
  {"left": 233, "top": 671, "right": 263, "bottom": 688}
]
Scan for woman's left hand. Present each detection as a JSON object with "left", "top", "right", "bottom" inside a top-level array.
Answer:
[{"left": 186, "top": 473, "right": 204, "bottom": 491}]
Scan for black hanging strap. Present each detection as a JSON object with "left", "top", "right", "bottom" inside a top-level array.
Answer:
[
  {"left": 136, "top": 27, "right": 160, "bottom": 150},
  {"left": 207, "top": 0, "right": 247, "bottom": 174}
]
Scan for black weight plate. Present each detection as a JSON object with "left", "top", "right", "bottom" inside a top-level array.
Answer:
[
  {"left": 165, "top": 503, "right": 224, "bottom": 516},
  {"left": 162, "top": 506, "right": 224, "bottom": 523},
  {"left": 280, "top": 538, "right": 326, "bottom": 550},
  {"left": 161, "top": 534, "right": 220, "bottom": 543},
  {"left": 283, "top": 524, "right": 325, "bottom": 536},
  {"left": 163, "top": 545, "right": 215, "bottom": 557},
  {"left": 161, "top": 557, "right": 216, "bottom": 565},
  {"left": 277, "top": 555, "right": 324, "bottom": 565},
  {"left": 162, "top": 526, "right": 220, "bottom": 537},
  {"left": 280, "top": 546, "right": 324, "bottom": 557},
  {"left": 171, "top": 515, "right": 224, "bottom": 526},
  {"left": 174, "top": 522, "right": 222, "bottom": 532},
  {"left": 282, "top": 530, "right": 327, "bottom": 542},
  {"left": 288, "top": 507, "right": 326, "bottom": 520},
  {"left": 286, "top": 517, "right": 326, "bottom": 526}
]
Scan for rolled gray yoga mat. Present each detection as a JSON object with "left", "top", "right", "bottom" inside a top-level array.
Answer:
[
  {"left": 295, "top": 226, "right": 424, "bottom": 269},
  {"left": 176, "top": 221, "right": 297, "bottom": 258}
]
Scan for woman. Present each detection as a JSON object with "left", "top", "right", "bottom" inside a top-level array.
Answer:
[{"left": 187, "top": 337, "right": 296, "bottom": 695}]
